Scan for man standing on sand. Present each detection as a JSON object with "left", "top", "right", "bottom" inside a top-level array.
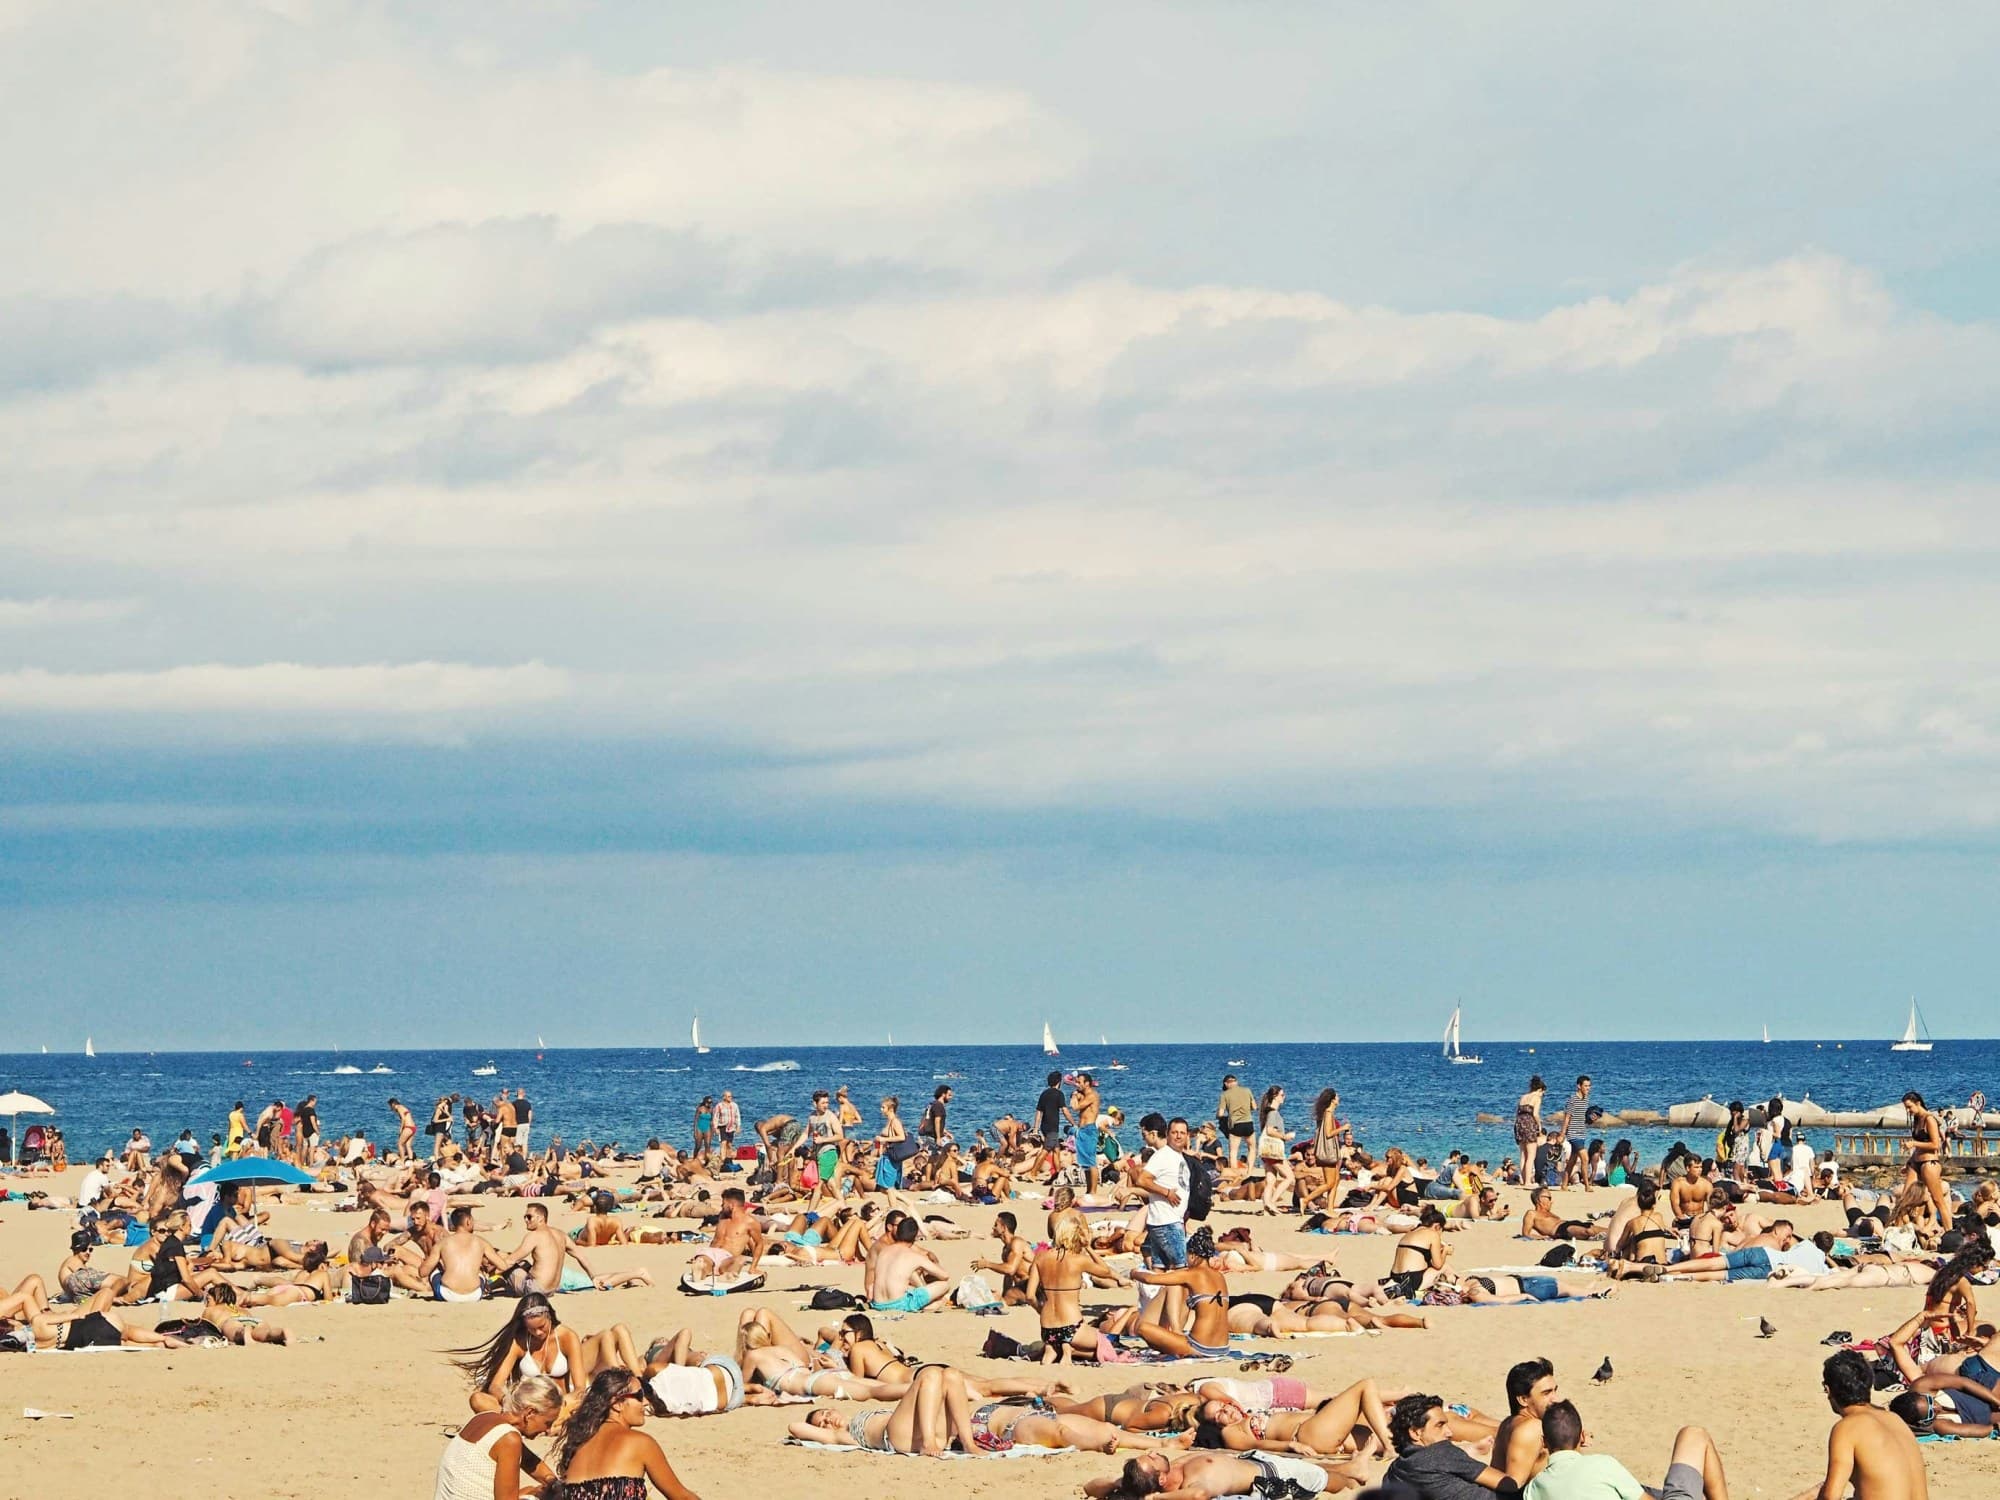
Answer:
[
  {"left": 1069, "top": 1072, "right": 1103, "bottom": 1194},
  {"left": 493, "top": 1093, "right": 518, "bottom": 1160},
  {"left": 1217, "top": 1075, "right": 1256, "bottom": 1170},
  {"left": 1495, "top": 1358, "right": 1560, "bottom": 1486},
  {"left": 295, "top": 1094, "right": 320, "bottom": 1166},
  {"left": 1792, "top": 1350, "right": 1927, "bottom": 1500},
  {"left": 1560, "top": 1076, "right": 1593, "bottom": 1188},
  {"left": 714, "top": 1090, "right": 740, "bottom": 1158},
  {"left": 513, "top": 1089, "right": 534, "bottom": 1155},
  {"left": 1130, "top": 1113, "right": 1190, "bottom": 1272}
]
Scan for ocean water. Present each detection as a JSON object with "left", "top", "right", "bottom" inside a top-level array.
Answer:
[{"left": 4, "top": 1039, "right": 1994, "bottom": 1166}]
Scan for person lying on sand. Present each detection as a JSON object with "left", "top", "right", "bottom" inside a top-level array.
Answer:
[
  {"left": 1521, "top": 1188, "right": 1603, "bottom": 1242},
  {"left": 1086, "top": 1449, "right": 1368, "bottom": 1498}
]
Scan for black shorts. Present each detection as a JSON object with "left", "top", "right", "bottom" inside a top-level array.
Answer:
[{"left": 1229, "top": 1123, "right": 1255, "bottom": 1138}]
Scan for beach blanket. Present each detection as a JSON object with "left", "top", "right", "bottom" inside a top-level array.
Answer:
[
  {"left": 1465, "top": 1265, "right": 1605, "bottom": 1278},
  {"left": 787, "top": 1440, "right": 1075, "bottom": 1459}
]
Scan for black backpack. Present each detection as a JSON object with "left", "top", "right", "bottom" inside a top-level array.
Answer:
[{"left": 1185, "top": 1155, "right": 1216, "bottom": 1223}]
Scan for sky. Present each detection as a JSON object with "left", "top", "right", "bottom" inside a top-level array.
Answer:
[{"left": 4, "top": 1, "right": 1999, "bottom": 1049}]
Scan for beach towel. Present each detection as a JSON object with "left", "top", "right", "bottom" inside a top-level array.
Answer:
[{"left": 786, "top": 1440, "right": 1075, "bottom": 1459}]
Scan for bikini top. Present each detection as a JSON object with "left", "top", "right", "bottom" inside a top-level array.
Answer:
[{"left": 520, "top": 1338, "right": 569, "bottom": 1379}]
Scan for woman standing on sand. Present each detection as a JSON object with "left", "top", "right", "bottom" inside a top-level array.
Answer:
[
  {"left": 1514, "top": 1076, "right": 1546, "bottom": 1186},
  {"left": 1904, "top": 1091, "right": 1952, "bottom": 1227},
  {"left": 1256, "top": 1086, "right": 1296, "bottom": 1216}
]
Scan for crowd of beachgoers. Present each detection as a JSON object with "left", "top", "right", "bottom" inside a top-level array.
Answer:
[{"left": 3, "top": 1067, "right": 1988, "bottom": 1500}]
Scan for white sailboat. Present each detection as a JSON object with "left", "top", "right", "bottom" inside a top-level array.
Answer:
[
  {"left": 692, "top": 1016, "right": 711, "bottom": 1055},
  {"left": 1099, "top": 1033, "right": 1108, "bottom": 1046},
  {"left": 1891, "top": 1000, "right": 1933, "bottom": 1053},
  {"left": 537, "top": 1034, "right": 546, "bottom": 1049},
  {"left": 1042, "top": 1022, "right": 1060, "bottom": 1057},
  {"left": 1762, "top": 1024, "right": 1770, "bottom": 1044},
  {"left": 1442, "top": 1006, "right": 1481, "bottom": 1065},
  {"left": 84, "top": 1036, "right": 95, "bottom": 1058}
]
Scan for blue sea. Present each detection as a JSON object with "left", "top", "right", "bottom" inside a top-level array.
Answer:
[{"left": 5, "top": 1040, "right": 1995, "bottom": 1166}]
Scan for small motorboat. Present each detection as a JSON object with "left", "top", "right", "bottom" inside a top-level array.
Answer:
[{"left": 472, "top": 1062, "right": 498, "bottom": 1077}]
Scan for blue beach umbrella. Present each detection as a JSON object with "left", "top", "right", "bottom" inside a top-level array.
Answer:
[
  {"left": 186, "top": 1156, "right": 318, "bottom": 1231},
  {"left": 188, "top": 1158, "right": 317, "bottom": 1189}
]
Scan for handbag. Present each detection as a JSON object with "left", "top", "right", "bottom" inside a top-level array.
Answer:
[{"left": 347, "top": 1273, "right": 392, "bottom": 1304}]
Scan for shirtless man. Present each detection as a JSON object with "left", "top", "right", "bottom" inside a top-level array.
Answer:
[
  {"left": 970, "top": 1211, "right": 1034, "bottom": 1304},
  {"left": 687, "top": 1186, "right": 766, "bottom": 1283},
  {"left": 1672, "top": 1160, "right": 1715, "bottom": 1221},
  {"left": 420, "top": 1205, "right": 504, "bottom": 1301},
  {"left": 1793, "top": 1350, "right": 1927, "bottom": 1500},
  {"left": 1089, "top": 1449, "right": 1363, "bottom": 1499},
  {"left": 1070, "top": 1072, "right": 1104, "bottom": 1194},
  {"left": 1495, "top": 1358, "right": 1560, "bottom": 1486},
  {"left": 868, "top": 1215, "right": 950, "bottom": 1313},
  {"left": 493, "top": 1094, "right": 518, "bottom": 1159},
  {"left": 504, "top": 1201, "right": 650, "bottom": 1295},
  {"left": 1522, "top": 1187, "right": 1603, "bottom": 1241}
]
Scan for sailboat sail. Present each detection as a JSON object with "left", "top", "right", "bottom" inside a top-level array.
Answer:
[
  {"left": 1892, "top": 1001, "right": 1933, "bottom": 1052},
  {"left": 1762, "top": 1024, "right": 1770, "bottom": 1044},
  {"left": 84, "top": 1036, "right": 95, "bottom": 1058},
  {"left": 692, "top": 1016, "right": 710, "bottom": 1054},
  {"left": 1442, "top": 1007, "right": 1481, "bottom": 1064},
  {"left": 1042, "top": 1022, "right": 1060, "bottom": 1057}
]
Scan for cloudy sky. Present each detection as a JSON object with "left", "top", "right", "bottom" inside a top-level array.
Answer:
[{"left": 5, "top": 1, "right": 1998, "bottom": 1048}]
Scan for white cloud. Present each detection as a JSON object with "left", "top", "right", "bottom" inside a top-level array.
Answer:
[
  {"left": 0, "top": 596, "right": 140, "bottom": 628},
  {"left": 0, "top": 661, "right": 570, "bottom": 720}
]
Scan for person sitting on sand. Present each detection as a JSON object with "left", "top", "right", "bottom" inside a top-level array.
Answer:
[
  {"left": 1453, "top": 1185, "right": 1509, "bottom": 1222},
  {"left": 434, "top": 1374, "right": 562, "bottom": 1500},
  {"left": 1087, "top": 1449, "right": 1367, "bottom": 1498},
  {"left": 867, "top": 1215, "right": 950, "bottom": 1312},
  {"left": 1191, "top": 1375, "right": 1395, "bottom": 1458},
  {"left": 1521, "top": 1188, "right": 1603, "bottom": 1242},
  {"left": 970, "top": 1211, "right": 1035, "bottom": 1303},
  {"left": 456, "top": 1291, "right": 644, "bottom": 1413},
  {"left": 1524, "top": 1398, "right": 1728, "bottom": 1500},
  {"left": 556, "top": 1367, "right": 705, "bottom": 1500},
  {"left": 685, "top": 1186, "right": 766, "bottom": 1285},
  {"left": 1494, "top": 1358, "right": 1559, "bottom": 1486},
  {"left": 1383, "top": 1392, "right": 1520, "bottom": 1499},
  {"left": 1129, "top": 1226, "right": 1232, "bottom": 1358},
  {"left": 1029, "top": 1215, "right": 1129, "bottom": 1363},
  {"left": 1605, "top": 1179, "right": 1680, "bottom": 1277},
  {"left": 1877, "top": 1308, "right": 2000, "bottom": 1437},
  {"left": 1796, "top": 1350, "right": 1927, "bottom": 1500},
  {"left": 504, "top": 1201, "right": 651, "bottom": 1295},
  {"left": 57, "top": 1229, "right": 127, "bottom": 1303},
  {"left": 422, "top": 1206, "right": 506, "bottom": 1301},
  {"left": 124, "top": 1209, "right": 225, "bottom": 1304}
]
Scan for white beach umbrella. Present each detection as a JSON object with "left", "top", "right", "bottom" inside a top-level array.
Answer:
[{"left": 0, "top": 1092, "right": 54, "bottom": 1163}]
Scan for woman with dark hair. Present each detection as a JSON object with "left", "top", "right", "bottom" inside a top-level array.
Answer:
[
  {"left": 1255, "top": 1086, "right": 1295, "bottom": 1217},
  {"left": 1192, "top": 1376, "right": 1395, "bottom": 1458},
  {"left": 1921, "top": 1238, "right": 1992, "bottom": 1343},
  {"left": 455, "top": 1292, "right": 644, "bottom": 1413},
  {"left": 1602, "top": 1140, "right": 1633, "bottom": 1187},
  {"left": 557, "top": 1367, "right": 703, "bottom": 1499},
  {"left": 434, "top": 1374, "right": 563, "bottom": 1500},
  {"left": 1379, "top": 1206, "right": 1450, "bottom": 1301},
  {"left": 1130, "top": 1227, "right": 1233, "bottom": 1359},
  {"left": 1513, "top": 1077, "right": 1547, "bottom": 1186},
  {"left": 1299, "top": 1088, "right": 1347, "bottom": 1214},
  {"left": 240, "top": 1240, "right": 335, "bottom": 1306},
  {"left": 1904, "top": 1090, "right": 1952, "bottom": 1226}
]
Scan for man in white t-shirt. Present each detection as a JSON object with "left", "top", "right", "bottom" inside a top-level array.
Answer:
[
  {"left": 1131, "top": 1113, "right": 1191, "bottom": 1270},
  {"left": 78, "top": 1158, "right": 113, "bottom": 1211}
]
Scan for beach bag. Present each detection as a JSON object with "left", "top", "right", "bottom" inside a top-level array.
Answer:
[
  {"left": 347, "top": 1273, "right": 391, "bottom": 1305},
  {"left": 809, "top": 1288, "right": 863, "bottom": 1311},
  {"left": 1538, "top": 1244, "right": 1577, "bottom": 1268},
  {"left": 981, "top": 1328, "right": 1023, "bottom": 1360},
  {"left": 1186, "top": 1156, "right": 1215, "bottom": 1223},
  {"left": 886, "top": 1137, "right": 922, "bottom": 1164},
  {"left": 954, "top": 1273, "right": 1000, "bottom": 1309}
]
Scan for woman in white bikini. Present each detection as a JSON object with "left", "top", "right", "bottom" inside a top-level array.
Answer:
[{"left": 456, "top": 1293, "right": 645, "bottom": 1413}]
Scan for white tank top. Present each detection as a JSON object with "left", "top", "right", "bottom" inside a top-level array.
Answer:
[{"left": 434, "top": 1423, "right": 507, "bottom": 1500}]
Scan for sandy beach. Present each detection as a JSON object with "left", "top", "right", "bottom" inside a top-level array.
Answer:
[{"left": 0, "top": 1168, "right": 1989, "bottom": 1500}]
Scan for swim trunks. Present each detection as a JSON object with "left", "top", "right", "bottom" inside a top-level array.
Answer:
[
  {"left": 871, "top": 1286, "right": 934, "bottom": 1313},
  {"left": 1658, "top": 1460, "right": 1704, "bottom": 1500},
  {"left": 431, "top": 1270, "right": 486, "bottom": 1302},
  {"left": 1723, "top": 1247, "right": 1773, "bottom": 1282},
  {"left": 1384, "top": 1269, "right": 1425, "bottom": 1300},
  {"left": 1044, "top": 1322, "right": 1081, "bottom": 1350},
  {"left": 1076, "top": 1130, "right": 1099, "bottom": 1168}
]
